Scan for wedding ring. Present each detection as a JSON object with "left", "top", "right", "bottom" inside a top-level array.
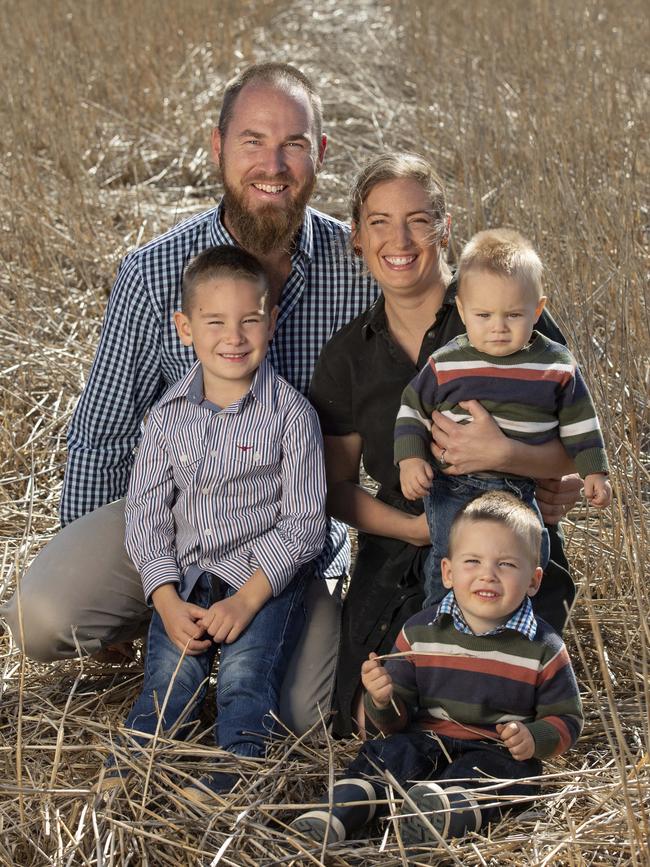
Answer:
[{"left": 440, "top": 449, "right": 447, "bottom": 465}]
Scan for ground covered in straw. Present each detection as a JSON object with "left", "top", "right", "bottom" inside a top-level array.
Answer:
[{"left": 1, "top": 0, "right": 648, "bottom": 864}]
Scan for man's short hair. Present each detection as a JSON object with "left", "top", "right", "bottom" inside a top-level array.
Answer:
[
  {"left": 218, "top": 62, "right": 323, "bottom": 147},
  {"left": 448, "top": 491, "right": 542, "bottom": 564},
  {"left": 457, "top": 228, "right": 544, "bottom": 300},
  {"left": 181, "top": 245, "right": 269, "bottom": 315}
]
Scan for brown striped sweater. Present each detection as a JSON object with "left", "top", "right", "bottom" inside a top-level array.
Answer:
[{"left": 365, "top": 606, "right": 583, "bottom": 759}]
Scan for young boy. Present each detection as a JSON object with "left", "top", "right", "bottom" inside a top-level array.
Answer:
[
  {"left": 395, "top": 228, "right": 611, "bottom": 607},
  {"left": 109, "top": 245, "right": 327, "bottom": 799},
  {"left": 290, "top": 492, "right": 583, "bottom": 846}
]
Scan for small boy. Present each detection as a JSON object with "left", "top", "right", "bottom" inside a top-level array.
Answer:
[
  {"left": 109, "top": 245, "right": 326, "bottom": 799},
  {"left": 395, "top": 228, "right": 611, "bottom": 607},
  {"left": 290, "top": 492, "right": 583, "bottom": 846}
]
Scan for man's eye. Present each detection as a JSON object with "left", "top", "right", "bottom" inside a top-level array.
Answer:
[
  {"left": 285, "top": 141, "right": 305, "bottom": 149},
  {"left": 369, "top": 218, "right": 386, "bottom": 226}
]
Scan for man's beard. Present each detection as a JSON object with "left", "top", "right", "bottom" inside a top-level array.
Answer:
[{"left": 221, "top": 168, "right": 316, "bottom": 257}]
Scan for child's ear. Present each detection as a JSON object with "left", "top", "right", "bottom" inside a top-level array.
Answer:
[
  {"left": 534, "top": 296, "right": 547, "bottom": 320},
  {"left": 268, "top": 304, "right": 279, "bottom": 339},
  {"left": 441, "top": 558, "right": 454, "bottom": 589},
  {"left": 527, "top": 566, "right": 543, "bottom": 598},
  {"left": 173, "top": 311, "right": 193, "bottom": 347},
  {"left": 455, "top": 294, "right": 466, "bottom": 325}
]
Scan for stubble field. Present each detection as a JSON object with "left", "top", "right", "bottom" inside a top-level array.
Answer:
[{"left": 0, "top": 0, "right": 648, "bottom": 864}]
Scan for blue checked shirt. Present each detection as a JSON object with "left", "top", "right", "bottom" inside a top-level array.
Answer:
[
  {"left": 62, "top": 202, "right": 377, "bottom": 577},
  {"left": 125, "top": 358, "right": 327, "bottom": 603},
  {"left": 435, "top": 591, "right": 538, "bottom": 640}
]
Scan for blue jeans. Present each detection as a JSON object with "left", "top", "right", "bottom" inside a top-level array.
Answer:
[
  {"left": 423, "top": 473, "right": 550, "bottom": 608},
  {"left": 122, "top": 570, "right": 307, "bottom": 759}
]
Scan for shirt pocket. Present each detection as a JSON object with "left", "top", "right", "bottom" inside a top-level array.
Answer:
[
  {"left": 168, "top": 424, "right": 207, "bottom": 490},
  {"left": 230, "top": 432, "right": 282, "bottom": 474}
]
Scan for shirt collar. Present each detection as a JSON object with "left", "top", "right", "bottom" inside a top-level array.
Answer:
[
  {"left": 210, "top": 200, "right": 314, "bottom": 263},
  {"left": 435, "top": 591, "right": 537, "bottom": 640},
  {"left": 158, "top": 357, "right": 275, "bottom": 412},
  {"left": 361, "top": 280, "right": 457, "bottom": 341}
]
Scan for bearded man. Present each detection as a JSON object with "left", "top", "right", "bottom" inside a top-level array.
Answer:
[{"left": 2, "top": 64, "right": 377, "bottom": 732}]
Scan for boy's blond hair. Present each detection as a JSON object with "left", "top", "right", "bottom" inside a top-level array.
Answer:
[
  {"left": 448, "top": 491, "right": 542, "bottom": 565},
  {"left": 457, "top": 228, "right": 543, "bottom": 300}
]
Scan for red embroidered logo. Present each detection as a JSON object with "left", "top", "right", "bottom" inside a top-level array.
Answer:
[{"left": 237, "top": 444, "right": 254, "bottom": 451}]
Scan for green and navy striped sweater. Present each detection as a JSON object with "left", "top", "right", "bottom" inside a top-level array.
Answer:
[
  {"left": 365, "top": 607, "right": 583, "bottom": 759},
  {"left": 394, "top": 331, "right": 608, "bottom": 479}
]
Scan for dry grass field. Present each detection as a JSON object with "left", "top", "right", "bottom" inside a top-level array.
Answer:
[{"left": 1, "top": 0, "right": 648, "bottom": 864}]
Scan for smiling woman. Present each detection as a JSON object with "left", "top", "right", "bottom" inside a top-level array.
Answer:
[{"left": 309, "top": 152, "right": 578, "bottom": 737}]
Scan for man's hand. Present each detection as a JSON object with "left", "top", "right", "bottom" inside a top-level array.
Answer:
[
  {"left": 535, "top": 474, "right": 582, "bottom": 524},
  {"left": 152, "top": 585, "right": 212, "bottom": 656},
  {"left": 198, "top": 594, "right": 258, "bottom": 645},
  {"left": 361, "top": 652, "right": 394, "bottom": 709},
  {"left": 583, "top": 473, "right": 612, "bottom": 508},
  {"left": 399, "top": 457, "right": 434, "bottom": 500},
  {"left": 430, "top": 400, "right": 508, "bottom": 475},
  {"left": 496, "top": 721, "right": 535, "bottom": 761}
]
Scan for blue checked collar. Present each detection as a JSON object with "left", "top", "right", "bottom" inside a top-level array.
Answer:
[
  {"left": 436, "top": 591, "right": 537, "bottom": 640},
  {"left": 209, "top": 201, "right": 314, "bottom": 264}
]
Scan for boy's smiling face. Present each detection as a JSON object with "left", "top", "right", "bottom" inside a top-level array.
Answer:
[
  {"left": 174, "top": 276, "right": 277, "bottom": 403},
  {"left": 441, "top": 518, "right": 543, "bottom": 634},
  {"left": 456, "top": 268, "right": 546, "bottom": 356}
]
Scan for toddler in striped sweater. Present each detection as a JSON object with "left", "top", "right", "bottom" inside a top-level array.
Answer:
[
  {"left": 290, "top": 492, "right": 583, "bottom": 846},
  {"left": 395, "top": 228, "right": 611, "bottom": 606}
]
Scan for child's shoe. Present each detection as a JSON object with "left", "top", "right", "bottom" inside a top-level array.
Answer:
[
  {"left": 290, "top": 811, "right": 347, "bottom": 844},
  {"left": 290, "top": 776, "right": 378, "bottom": 846},
  {"left": 400, "top": 782, "right": 481, "bottom": 844},
  {"left": 180, "top": 770, "right": 238, "bottom": 807}
]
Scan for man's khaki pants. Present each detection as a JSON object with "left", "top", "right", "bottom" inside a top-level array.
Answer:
[{"left": 1, "top": 500, "right": 341, "bottom": 735}]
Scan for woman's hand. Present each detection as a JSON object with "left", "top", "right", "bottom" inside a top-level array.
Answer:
[
  {"left": 535, "top": 475, "right": 582, "bottom": 523},
  {"left": 430, "top": 400, "right": 508, "bottom": 475}
]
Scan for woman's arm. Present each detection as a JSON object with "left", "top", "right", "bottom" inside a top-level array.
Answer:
[
  {"left": 324, "top": 434, "right": 430, "bottom": 547},
  {"left": 429, "top": 400, "right": 581, "bottom": 523}
]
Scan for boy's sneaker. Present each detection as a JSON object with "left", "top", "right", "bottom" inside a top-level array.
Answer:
[
  {"left": 290, "top": 811, "right": 346, "bottom": 845},
  {"left": 400, "top": 782, "right": 481, "bottom": 844},
  {"left": 180, "top": 771, "right": 238, "bottom": 806}
]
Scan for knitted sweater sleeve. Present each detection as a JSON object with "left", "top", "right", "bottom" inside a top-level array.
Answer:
[
  {"left": 556, "top": 357, "right": 609, "bottom": 477},
  {"left": 394, "top": 360, "right": 439, "bottom": 464},
  {"left": 525, "top": 634, "right": 584, "bottom": 758}
]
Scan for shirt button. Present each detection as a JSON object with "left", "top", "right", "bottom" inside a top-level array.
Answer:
[
  {"left": 202, "top": 488, "right": 210, "bottom": 495},
  {"left": 210, "top": 451, "right": 218, "bottom": 458},
  {"left": 380, "top": 623, "right": 387, "bottom": 632},
  {"left": 180, "top": 454, "right": 188, "bottom": 464},
  {"left": 205, "top": 528, "right": 212, "bottom": 536}
]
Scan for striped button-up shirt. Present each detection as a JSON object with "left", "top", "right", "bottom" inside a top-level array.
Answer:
[
  {"left": 436, "top": 591, "right": 537, "bottom": 640},
  {"left": 125, "top": 358, "right": 327, "bottom": 604},
  {"left": 62, "top": 202, "right": 377, "bottom": 577}
]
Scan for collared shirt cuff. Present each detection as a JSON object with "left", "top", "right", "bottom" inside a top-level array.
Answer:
[
  {"left": 140, "top": 558, "right": 182, "bottom": 605},
  {"left": 250, "top": 532, "right": 300, "bottom": 596}
]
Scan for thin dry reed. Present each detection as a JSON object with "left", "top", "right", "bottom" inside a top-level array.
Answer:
[{"left": 1, "top": 0, "right": 648, "bottom": 864}]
